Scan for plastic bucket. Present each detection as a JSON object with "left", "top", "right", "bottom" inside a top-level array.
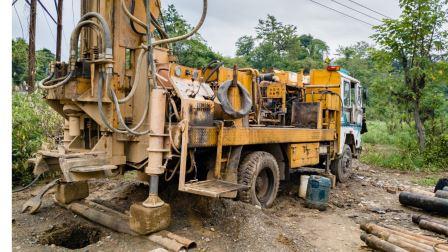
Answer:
[{"left": 299, "top": 175, "right": 310, "bottom": 199}]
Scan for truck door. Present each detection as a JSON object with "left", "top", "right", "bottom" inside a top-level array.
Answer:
[
  {"left": 354, "top": 83, "right": 363, "bottom": 125},
  {"left": 342, "top": 79, "right": 352, "bottom": 124}
]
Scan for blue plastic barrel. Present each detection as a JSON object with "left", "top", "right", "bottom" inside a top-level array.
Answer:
[{"left": 305, "top": 175, "right": 331, "bottom": 211}]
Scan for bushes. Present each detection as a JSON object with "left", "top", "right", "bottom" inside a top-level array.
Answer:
[
  {"left": 12, "top": 92, "right": 63, "bottom": 186},
  {"left": 361, "top": 121, "right": 447, "bottom": 172}
]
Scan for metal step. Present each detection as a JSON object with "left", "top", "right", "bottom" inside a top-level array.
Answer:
[
  {"left": 181, "top": 180, "right": 248, "bottom": 197},
  {"left": 70, "top": 165, "right": 117, "bottom": 173}
]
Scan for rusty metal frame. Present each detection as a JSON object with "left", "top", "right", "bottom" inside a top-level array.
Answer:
[{"left": 188, "top": 126, "right": 336, "bottom": 148}]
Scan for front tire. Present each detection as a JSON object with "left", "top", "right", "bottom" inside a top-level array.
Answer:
[
  {"left": 331, "top": 144, "right": 352, "bottom": 183},
  {"left": 238, "top": 151, "right": 280, "bottom": 208}
]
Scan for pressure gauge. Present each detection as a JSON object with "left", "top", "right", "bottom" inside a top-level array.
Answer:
[{"left": 174, "top": 66, "right": 182, "bottom": 77}]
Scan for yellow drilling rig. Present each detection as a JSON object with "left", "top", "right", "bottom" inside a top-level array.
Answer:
[{"left": 24, "top": 0, "right": 367, "bottom": 235}]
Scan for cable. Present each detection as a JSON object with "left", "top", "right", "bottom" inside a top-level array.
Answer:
[
  {"left": 329, "top": 0, "right": 382, "bottom": 22},
  {"left": 14, "top": 5, "right": 25, "bottom": 38},
  {"left": 12, "top": 0, "right": 18, "bottom": 6},
  {"left": 151, "top": 0, "right": 208, "bottom": 46},
  {"left": 36, "top": 0, "right": 57, "bottom": 24},
  {"left": 71, "top": 0, "right": 75, "bottom": 25},
  {"left": 306, "top": 0, "right": 374, "bottom": 26},
  {"left": 12, "top": 174, "right": 42, "bottom": 193},
  {"left": 40, "top": 7, "right": 56, "bottom": 41},
  {"left": 347, "top": 0, "right": 392, "bottom": 19}
]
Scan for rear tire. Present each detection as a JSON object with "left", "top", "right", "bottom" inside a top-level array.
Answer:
[
  {"left": 238, "top": 151, "right": 280, "bottom": 208},
  {"left": 331, "top": 144, "right": 352, "bottom": 183}
]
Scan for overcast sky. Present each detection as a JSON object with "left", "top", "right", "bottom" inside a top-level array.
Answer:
[{"left": 12, "top": 0, "right": 402, "bottom": 60}]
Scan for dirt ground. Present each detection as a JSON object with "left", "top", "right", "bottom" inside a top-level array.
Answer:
[{"left": 12, "top": 160, "right": 448, "bottom": 251}]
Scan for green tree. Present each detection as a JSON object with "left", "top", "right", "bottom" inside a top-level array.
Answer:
[
  {"left": 12, "top": 38, "right": 55, "bottom": 86},
  {"left": 234, "top": 15, "right": 328, "bottom": 72},
  {"left": 12, "top": 38, "right": 28, "bottom": 85},
  {"left": 255, "top": 15, "right": 299, "bottom": 55},
  {"left": 163, "top": 5, "right": 222, "bottom": 68},
  {"left": 235, "top": 35, "right": 254, "bottom": 57},
  {"left": 372, "top": 0, "right": 448, "bottom": 150},
  {"left": 297, "top": 35, "right": 328, "bottom": 61},
  {"left": 35, "top": 48, "right": 54, "bottom": 81}
]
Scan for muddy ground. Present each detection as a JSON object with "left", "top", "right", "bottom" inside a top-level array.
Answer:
[{"left": 12, "top": 160, "right": 448, "bottom": 251}]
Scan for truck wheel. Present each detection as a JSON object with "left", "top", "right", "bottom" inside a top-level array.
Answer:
[
  {"left": 238, "top": 151, "right": 280, "bottom": 208},
  {"left": 331, "top": 144, "right": 352, "bottom": 183}
]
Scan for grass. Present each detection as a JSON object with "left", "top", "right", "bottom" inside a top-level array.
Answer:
[
  {"left": 413, "top": 176, "right": 440, "bottom": 187},
  {"left": 360, "top": 121, "right": 445, "bottom": 172}
]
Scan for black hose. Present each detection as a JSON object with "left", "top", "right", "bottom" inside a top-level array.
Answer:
[
  {"left": 217, "top": 80, "right": 253, "bottom": 118},
  {"left": 12, "top": 174, "right": 42, "bottom": 193}
]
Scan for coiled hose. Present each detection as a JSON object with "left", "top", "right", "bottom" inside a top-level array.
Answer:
[{"left": 217, "top": 80, "right": 253, "bottom": 119}]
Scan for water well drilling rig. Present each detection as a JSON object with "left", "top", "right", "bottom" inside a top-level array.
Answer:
[{"left": 26, "top": 0, "right": 366, "bottom": 234}]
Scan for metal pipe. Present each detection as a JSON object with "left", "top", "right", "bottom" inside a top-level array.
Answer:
[
  {"left": 399, "top": 192, "right": 448, "bottom": 215},
  {"left": 56, "top": 201, "right": 137, "bottom": 235},
  {"left": 412, "top": 215, "right": 448, "bottom": 236},
  {"left": 418, "top": 219, "right": 448, "bottom": 236},
  {"left": 360, "top": 233, "right": 407, "bottom": 252},
  {"left": 362, "top": 223, "right": 448, "bottom": 250},
  {"left": 150, "top": 175, "right": 159, "bottom": 195},
  {"left": 145, "top": 88, "right": 167, "bottom": 175},
  {"left": 361, "top": 223, "right": 435, "bottom": 252},
  {"left": 412, "top": 214, "right": 448, "bottom": 226},
  {"left": 382, "top": 224, "right": 448, "bottom": 250},
  {"left": 435, "top": 190, "right": 448, "bottom": 199}
]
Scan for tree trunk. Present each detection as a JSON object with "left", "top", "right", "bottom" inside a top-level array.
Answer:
[{"left": 413, "top": 99, "right": 426, "bottom": 150}]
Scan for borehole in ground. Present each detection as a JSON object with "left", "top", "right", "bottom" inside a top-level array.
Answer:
[{"left": 38, "top": 223, "right": 101, "bottom": 249}]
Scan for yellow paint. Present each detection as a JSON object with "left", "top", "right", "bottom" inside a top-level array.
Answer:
[{"left": 287, "top": 143, "right": 320, "bottom": 168}]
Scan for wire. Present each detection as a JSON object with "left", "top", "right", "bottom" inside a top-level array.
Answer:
[
  {"left": 36, "top": 0, "right": 57, "bottom": 24},
  {"left": 329, "top": 0, "right": 382, "bottom": 22},
  {"left": 12, "top": 0, "right": 18, "bottom": 6},
  {"left": 306, "top": 0, "right": 374, "bottom": 26},
  {"left": 40, "top": 7, "right": 56, "bottom": 41},
  {"left": 347, "top": 0, "right": 392, "bottom": 19},
  {"left": 14, "top": 5, "right": 25, "bottom": 38},
  {"left": 71, "top": 0, "right": 75, "bottom": 26}
]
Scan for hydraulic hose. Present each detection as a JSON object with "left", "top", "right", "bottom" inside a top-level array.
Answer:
[
  {"left": 39, "top": 20, "right": 105, "bottom": 89},
  {"left": 78, "top": 12, "right": 113, "bottom": 57},
  {"left": 116, "top": 48, "right": 147, "bottom": 104},
  {"left": 151, "top": 0, "right": 207, "bottom": 46},
  {"left": 39, "top": 71, "right": 74, "bottom": 90},
  {"left": 121, "top": 0, "right": 169, "bottom": 39},
  {"left": 98, "top": 71, "right": 151, "bottom": 135},
  {"left": 37, "top": 71, "right": 54, "bottom": 89},
  {"left": 12, "top": 174, "right": 42, "bottom": 193}
]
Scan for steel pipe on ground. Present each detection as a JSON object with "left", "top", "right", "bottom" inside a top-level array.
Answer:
[
  {"left": 361, "top": 223, "right": 448, "bottom": 251},
  {"left": 399, "top": 192, "right": 448, "bottom": 215},
  {"left": 412, "top": 215, "right": 448, "bottom": 237},
  {"left": 435, "top": 190, "right": 448, "bottom": 199},
  {"left": 360, "top": 233, "right": 407, "bottom": 252},
  {"left": 360, "top": 224, "right": 434, "bottom": 252}
]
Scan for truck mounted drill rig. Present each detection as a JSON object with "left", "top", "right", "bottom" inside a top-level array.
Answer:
[{"left": 23, "top": 0, "right": 367, "bottom": 234}]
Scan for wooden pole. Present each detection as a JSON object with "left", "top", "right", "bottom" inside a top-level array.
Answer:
[
  {"left": 27, "top": 0, "right": 37, "bottom": 93},
  {"left": 56, "top": 0, "right": 63, "bottom": 62}
]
